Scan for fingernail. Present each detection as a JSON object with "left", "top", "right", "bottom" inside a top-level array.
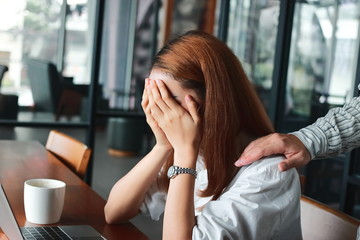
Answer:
[
  {"left": 185, "top": 95, "right": 192, "bottom": 101},
  {"left": 150, "top": 80, "right": 155, "bottom": 86},
  {"left": 156, "top": 79, "right": 162, "bottom": 85},
  {"left": 279, "top": 162, "right": 287, "bottom": 171},
  {"left": 234, "top": 160, "right": 242, "bottom": 166}
]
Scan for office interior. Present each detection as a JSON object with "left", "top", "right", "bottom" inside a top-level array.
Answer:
[{"left": 0, "top": 0, "right": 359, "bottom": 239}]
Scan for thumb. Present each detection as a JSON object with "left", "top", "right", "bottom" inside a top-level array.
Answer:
[{"left": 278, "top": 158, "right": 296, "bottom": 172}]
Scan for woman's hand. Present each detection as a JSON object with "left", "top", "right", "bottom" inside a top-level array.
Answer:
[
  {"left": 147, "top": 79, "right": 202, "bottom": 156},
  {"left": 141, "top": 78, "right": 172, "bottom": 150}
]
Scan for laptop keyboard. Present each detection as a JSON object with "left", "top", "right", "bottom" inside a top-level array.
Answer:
[{"left": 21, "top": 227, "right": 72, "bottom": 240}]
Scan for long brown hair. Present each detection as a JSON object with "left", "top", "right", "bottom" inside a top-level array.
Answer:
[{"left": 153, "top": 30, "right": 274, "bottom": 199}]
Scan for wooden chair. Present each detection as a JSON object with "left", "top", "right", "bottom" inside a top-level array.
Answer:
[
  {"left": 301, "top": 195, "right": 360, "bottom": 240},
  {"left": 46, "top": 130, "right": 91, "bottom": 178}
]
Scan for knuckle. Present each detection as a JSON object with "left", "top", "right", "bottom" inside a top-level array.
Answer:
[
  {"left": 163, "top": 94, "right": 171, "bottom": 101},
  {"left": 166, "top": 113, "right": 176, "bottom": 123},
  {"left": 173, "top": 112, "right": 182, "bottom": 121},
  {"left": 272, "top": 133, "right": 281, "bottom": 139},
  {"left": 164, "top": 112, "right": 172, "bottom": 121},
  {"left": 153, "top": 94, "right": 161, "bottom": 101},
  {"left": 145, "top": 107, "right": 152, "bottom": 115},
  {"left": 147, "top": 101, "right": 155, "bottom": 108},
  {"left": 272, "top": 133, "right": 286, "bottom": 144},
  {"left": 253, "top": 146, "right": 263, "bottom": 155}
]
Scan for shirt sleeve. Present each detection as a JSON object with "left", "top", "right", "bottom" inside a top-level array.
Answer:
[
  {"left": 139, "top": 180, "right": 166, "bottom": 221},
  {"left": 291, "top": 84, "right": 360, "bottom": 159},
  {"left": 192, "top": 156, "right": 302, "bottom": 240}
]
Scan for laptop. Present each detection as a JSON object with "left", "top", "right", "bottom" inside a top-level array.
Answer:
[{"left": 0, "top": 183, "right": 106, "bottom": 240}]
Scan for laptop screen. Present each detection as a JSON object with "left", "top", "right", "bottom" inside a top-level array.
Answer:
[{"left": 0, "top": 183, "right": 25, "bottom": 240}]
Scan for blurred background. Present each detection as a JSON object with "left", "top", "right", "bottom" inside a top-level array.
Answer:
[{"left": 0, "top": 0, "right": 359, "bottom": 238}]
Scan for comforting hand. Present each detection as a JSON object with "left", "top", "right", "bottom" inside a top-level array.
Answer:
[
  {"left": 141, "top": 78, "right": 172, "bottom": 149},
  {"left": 147, "top": 79, "right": 202, "bottom": 154},
  {"left": 234, "top": 133, "right": 311, "bottom": 171}
]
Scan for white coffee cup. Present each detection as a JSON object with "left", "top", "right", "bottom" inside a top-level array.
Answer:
[{"left": 24, "top": 179, "right": 66, "bottom": 224}]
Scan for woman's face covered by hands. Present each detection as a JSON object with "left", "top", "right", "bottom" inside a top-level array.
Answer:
[
  {"left": 145, "top": 69, "right": 203, "bottom": 153},
  {"left": 148, "top": 69, "right": 202, "bottom": 111}
]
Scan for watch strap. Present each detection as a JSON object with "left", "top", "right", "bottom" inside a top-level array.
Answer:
[{"left": 169, "top": 165, "right": 197, "bottom": 179}]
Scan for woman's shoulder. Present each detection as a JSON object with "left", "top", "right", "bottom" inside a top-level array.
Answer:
[
  {"left": 241, "top": 154, "right": 289, "bottom": 171},
  {"left": 236, "top": 155, "right": 298, "bottom": 182},
  {"left": 222, "top": 155, "right": 300, "bottom": 202}
]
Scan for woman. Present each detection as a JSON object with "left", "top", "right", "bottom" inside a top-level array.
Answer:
[{"left": 104, "top": 31, "right": 302, "bottom": 239}]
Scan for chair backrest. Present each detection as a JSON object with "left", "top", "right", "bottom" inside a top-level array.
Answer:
[
  {"left": 301, "top": 195, "right": 360, "bottom": 240},
  {"left": 46, "top": 130, "right": 91, "bottom": 178},
  {"left": 26, "top": 58, "right": 62, "bottom": 112},
  {"left": 0, "top": 64, "right": 9, "bottom": 88}
]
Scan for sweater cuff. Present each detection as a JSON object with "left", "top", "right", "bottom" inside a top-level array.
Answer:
[{"left": 290, "top": 124, "right": 328, "bottom": 160}]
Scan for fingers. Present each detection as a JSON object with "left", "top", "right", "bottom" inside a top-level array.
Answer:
[
  {"left": 234, "top": 136, "right": 276, "bottom": 167},
  {"left": 234, "top": 151, "right": 263, "bottom": 167},
  {"left": 147, "top": 78, "right": 199, "bottom": 128},
  {"left": 141, "top": 78, "right": 149, "bottom": 109},
  {"left": 185, "top": 95, "right": 200, "bottom": 123},
  {"left": 234, "top": 132, "right": 312, "bottom": 172},
  {"left": 147, "top": 82, "right": 163, "bottom": 121},
  {"left": 150, "top": 79, "right": 171, "bottom": 112},
  {"left": 154, "top": 79, "right": 181, "bottom": 110},
  {"left": 142, "top": 79, "right": 156, "bottom": 117},
  {"left": 278, "top": 155, "right": 309, "bottom": 172},
  {"left": 142, "top": 79, "right": 152, "bottom": 119},
  {"left": 141, "top": 79, "right": 157, "bottom": 126},
  {"left": 278, "top": 160, "right": 293, "bottom": 172}
]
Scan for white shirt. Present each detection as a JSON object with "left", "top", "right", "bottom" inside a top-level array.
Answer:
[{"left": 140, "top": 155, "right": 302, "bottom": 240}]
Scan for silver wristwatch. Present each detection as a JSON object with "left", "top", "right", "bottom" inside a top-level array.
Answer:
[{"left": 167, "top": 165, "right": 197, "bottom": 179}]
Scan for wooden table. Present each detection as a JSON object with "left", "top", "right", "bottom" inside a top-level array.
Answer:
[{"left": 0, "top": 140, "right": 148, "bottom": 240}]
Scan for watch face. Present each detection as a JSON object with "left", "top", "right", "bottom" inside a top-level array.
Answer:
[{"left": 167, "top": 166, "right": 176, "bottom": 178}]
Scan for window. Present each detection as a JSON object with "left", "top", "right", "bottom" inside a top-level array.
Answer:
[
  {"left": 0, "top": 0, "right": 93, "bottom": 111},
  {"left": 227, "top": 0, "right": 280, "bottom": 112},
  {"left": 0, "top": 0, "right": 62, "bottom": 107}
]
